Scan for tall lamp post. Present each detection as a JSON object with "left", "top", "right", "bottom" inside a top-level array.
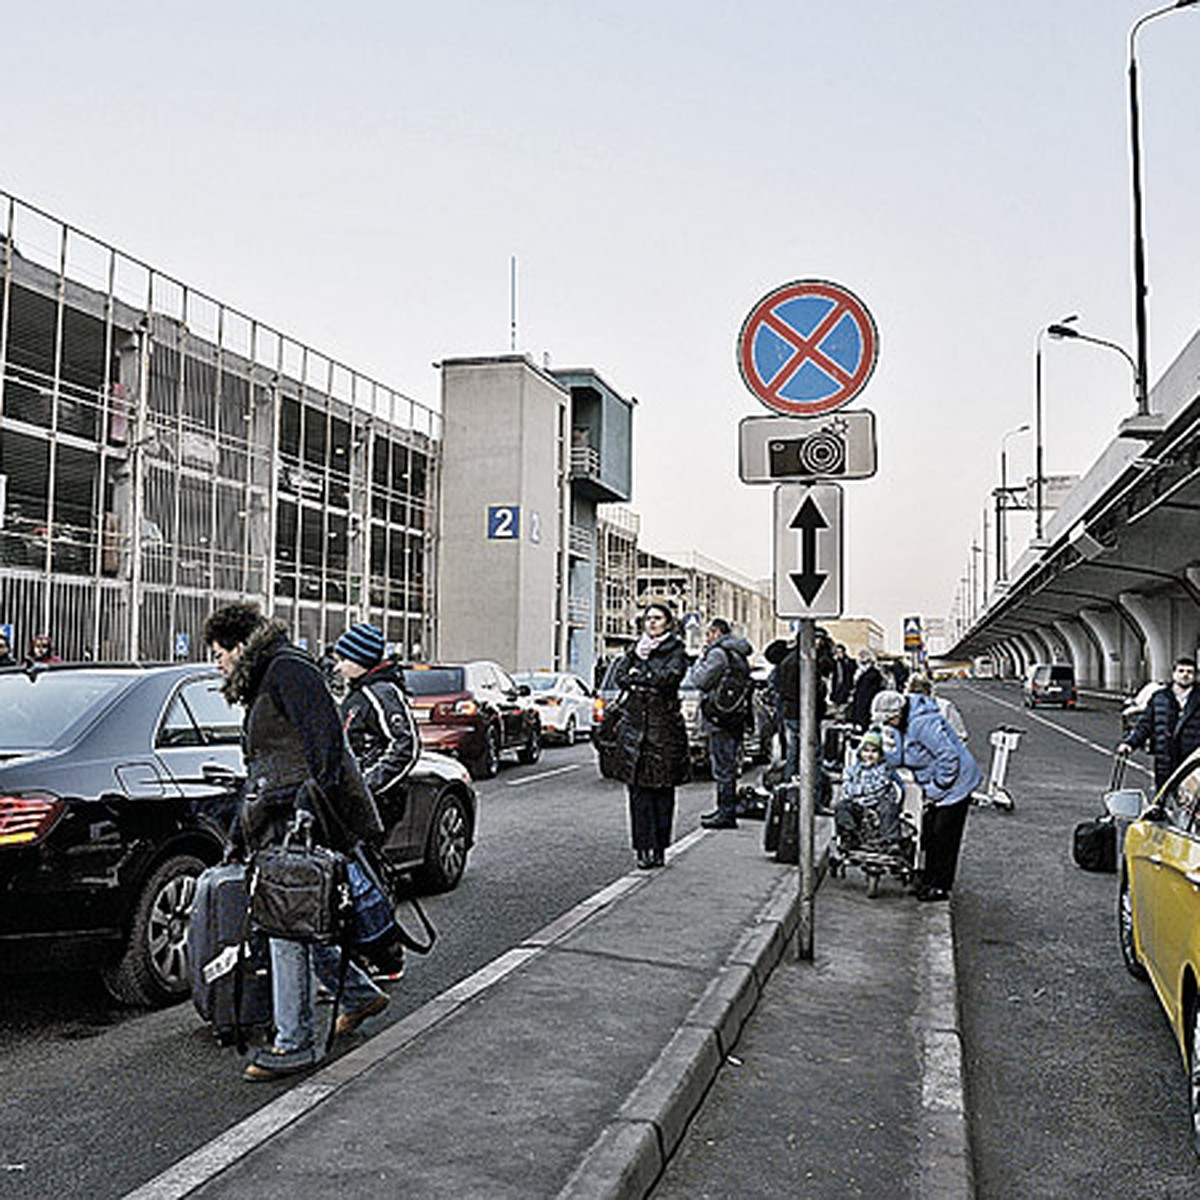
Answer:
[
  {"left": 996, "top": 422, "right": 1030, "bottom": 584},
  {"left": 1128, "top": 1, "right": 1198, "bottom": 419},
  {"left": 1034, "top": 314, "right": 1077, "bottom": 542},
  {"left": 1047, "top": 322, "right": 1138, "bottom": 385}
]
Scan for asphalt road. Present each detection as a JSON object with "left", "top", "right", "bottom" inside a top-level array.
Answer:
[
  {"left": 947, "top": 680, "right": 1199, "bottom": 1198},
  {"left": 0, "top": 741, "right": 724, "bottom": 1199}
]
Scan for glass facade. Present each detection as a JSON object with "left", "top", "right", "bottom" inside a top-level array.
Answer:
[{"left": 0, "top": 192, "right": 438, "bottom": 663}]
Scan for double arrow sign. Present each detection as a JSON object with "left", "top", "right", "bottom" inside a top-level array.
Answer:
[{"left": 773, "top": 484, "right": 842, "bottom": 618}]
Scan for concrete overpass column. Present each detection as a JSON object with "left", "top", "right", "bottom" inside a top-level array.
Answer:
[
  {"left": 995, "top": 641, "right": 1019, "bottom": 678},
  {"left": 1079, "top": 608, "right": 1126, "bottom": 691},
  {"left": 1053, "top": 618, "right": 1100, "bottom": 688},
  {"left": 1120, "top": 592, "right": 1173, "bottom": 684},
  {"left": 1014, "top": 635, "right": 1040, "bottom": 674},
  {"left": 1029, "top": 628, "right": 1058, "bottom": 661}
]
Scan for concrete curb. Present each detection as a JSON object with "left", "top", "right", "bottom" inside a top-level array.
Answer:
[{"left": 557, "top": 866, "right": 801, "bottom": 1200}]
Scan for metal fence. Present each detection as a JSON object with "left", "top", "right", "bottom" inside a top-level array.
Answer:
[{"left": 0, "top": 191, "right": 439, "bottom": 663}]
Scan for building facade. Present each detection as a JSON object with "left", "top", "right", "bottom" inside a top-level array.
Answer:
[{"left": 0, "top": 192, "right": 438, "bottom": 662}]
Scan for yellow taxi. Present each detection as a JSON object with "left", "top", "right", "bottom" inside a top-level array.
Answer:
[{"left": 1108, "top": 749, "right": 1200, "bottom": 1151}]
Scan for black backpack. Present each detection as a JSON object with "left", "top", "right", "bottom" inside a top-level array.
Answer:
[{"left": 701, "top": 652, "right": 752, "bottom": 732}]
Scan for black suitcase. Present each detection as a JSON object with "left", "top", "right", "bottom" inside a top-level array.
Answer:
[
  {"left": 1071, "top": 753, "right": 1126, "bottom": 874},
  {"left": 764, "top": 783, "right": 800, "bottom": 864},
  {"left": 187, "top": 863, "right": 273, "bottom": 1043}
]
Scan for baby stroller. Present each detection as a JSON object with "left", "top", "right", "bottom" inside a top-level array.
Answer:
[{"left": 827, "top": 732, "right": 924, "bottom": 898}]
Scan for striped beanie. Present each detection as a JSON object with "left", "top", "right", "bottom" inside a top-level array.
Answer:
[{"left": 334, "top": 623, "right": 385, "bottom": 668}]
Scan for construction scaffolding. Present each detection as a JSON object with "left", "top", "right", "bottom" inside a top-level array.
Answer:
[{"left": 0, "top": 191, "right": 439, "bottom": 663}]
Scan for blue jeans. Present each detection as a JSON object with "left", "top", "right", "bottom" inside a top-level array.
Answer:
[
  {"left": 707, "top": 728, "right": 742, "bottom": 817},
  {"left": 269, "top": 938, "right": 385, "bottom": 1053}
]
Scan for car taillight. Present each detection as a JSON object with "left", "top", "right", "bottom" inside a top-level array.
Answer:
[
  {"left": 432, "top": 698, "right": 478, "bottom": 719},
  {"left": 0, "top": 795, "right": 65, "bottom": 848},
  {"left": 594, "top": 698, "right": 606, "bottom": 722}
]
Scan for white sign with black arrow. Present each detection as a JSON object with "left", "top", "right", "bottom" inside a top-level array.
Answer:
[{"left": 773, "top": 483, "right": 843, "bottom": 619}]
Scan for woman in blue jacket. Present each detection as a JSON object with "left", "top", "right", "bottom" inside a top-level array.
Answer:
[{"left": 872, "top": 690, "right": 982, "bottom": 902}]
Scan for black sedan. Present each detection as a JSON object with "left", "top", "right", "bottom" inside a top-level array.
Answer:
[{"left": 0, "top": 662, "right": 476, "bottom": 1007}]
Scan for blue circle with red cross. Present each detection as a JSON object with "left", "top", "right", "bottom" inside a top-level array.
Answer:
[{"left": 737, "top": 279, "right": 878, "bottom": 416}]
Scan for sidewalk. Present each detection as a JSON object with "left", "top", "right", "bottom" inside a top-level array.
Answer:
[{"left": 127, "top": 819, "right": 969, "bottom": 1200}]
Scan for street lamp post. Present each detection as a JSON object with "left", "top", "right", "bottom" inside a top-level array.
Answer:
[
  {"left": 1128, "top": 1, "right": 1198, "bottom": 416},
  {"left": 1034, "top": 315, "right": 1077, "bottom": 542},
  {"left": 996, "top": 422, "right": 1030, "bottom": 583}
]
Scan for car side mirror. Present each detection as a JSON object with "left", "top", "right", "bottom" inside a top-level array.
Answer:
[
  {"left": 1105, "top": 788, "right": 1147, "bottom": 820},
  {"left": 516, "top": 684, "right": 531, "bottom": 697}
]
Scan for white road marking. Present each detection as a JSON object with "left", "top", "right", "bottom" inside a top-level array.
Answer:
[{"left": 504, "top": 763, "right": 581, "bottom": 787}]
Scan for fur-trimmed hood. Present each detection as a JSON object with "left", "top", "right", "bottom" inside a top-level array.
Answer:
[{"left": 221, "top": 618, "right": 292, "bottom": 706}]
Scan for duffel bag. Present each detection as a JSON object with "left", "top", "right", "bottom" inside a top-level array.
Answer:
[
  {"left": 1072, "top": 815, "right": 1116, "bottom": 874},
  {"left": 249, "top": 818, "right": 348, "bottom": 942}
]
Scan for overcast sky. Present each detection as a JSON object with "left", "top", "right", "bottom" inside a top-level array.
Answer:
[{"left": 6, "top": 1, "right": 1199, "bottom": 649}]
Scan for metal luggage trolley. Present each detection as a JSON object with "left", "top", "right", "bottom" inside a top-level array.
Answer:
[{"left": 972, "top": 725, "right": 1024, "bottom": 811}]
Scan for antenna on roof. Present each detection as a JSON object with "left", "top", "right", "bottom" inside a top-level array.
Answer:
[{"left": 509, "top": 255, "right": 517, "bottom": 352}]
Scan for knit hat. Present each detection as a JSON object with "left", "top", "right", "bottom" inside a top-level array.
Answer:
[
  {"left": 870, "top": 690, "right": 906, "bottom": 720},
  {"left": 860, "top": 729, "right": 884, "bottom": 749},
  {"left": 334, "top": 623, "right": 385, "bottom": 668}
]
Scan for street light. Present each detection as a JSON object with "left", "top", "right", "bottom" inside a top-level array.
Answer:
[
  {"left": 1128, "top": 1, "right": 1198, "bottom": 417},
  {"left": 996, "top": 422, "right": 1030, "bottom": 584},
  {"left": 1034, "top": 314, "right": 1077, "bottom": 542},
  {"left": 1047, "top": 322, "right": 1138, "bottom": 379}
]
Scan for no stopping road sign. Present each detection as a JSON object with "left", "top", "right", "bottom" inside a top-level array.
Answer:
[{"left": 738, "top": 279, "right": 878, "bottom": 417}]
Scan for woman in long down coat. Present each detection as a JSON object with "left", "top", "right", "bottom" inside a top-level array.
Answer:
[{"left": 603, "top": 602, "right": 690, "bottom": 869}]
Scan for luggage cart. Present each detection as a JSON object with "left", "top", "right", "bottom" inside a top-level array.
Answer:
[{"left": 972, "top": 725, "right": 1024, "bottom": 811}]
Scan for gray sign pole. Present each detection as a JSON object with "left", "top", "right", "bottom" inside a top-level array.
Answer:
[{"left": 796, "top": 618, "right": 817, "bottom": 961}]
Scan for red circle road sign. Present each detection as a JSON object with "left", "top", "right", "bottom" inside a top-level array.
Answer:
[{"left": 737, "top": 279, "right": 878, "bottom": 416}]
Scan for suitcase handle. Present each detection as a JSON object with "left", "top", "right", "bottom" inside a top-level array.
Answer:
[{"left": 1109, "top": 749, "right": 1129, "bottom": 792}]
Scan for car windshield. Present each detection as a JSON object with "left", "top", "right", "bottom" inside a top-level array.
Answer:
[
  {"left": 518, "top": 676, "right": 561, "bottom": 692},
  {"left": 403, "top": 666, "right": 465, "bottom": 696},
  {"left": 0, "top": 671, "right": 133, "bottom": 751}
]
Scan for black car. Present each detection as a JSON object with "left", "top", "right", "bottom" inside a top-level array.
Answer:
[{"left": 0, "top": 662, "right": 477, "bottom": 1007}]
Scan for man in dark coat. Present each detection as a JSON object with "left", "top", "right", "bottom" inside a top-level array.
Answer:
[
  {"left": 694, "top": 618, "right": 754, "bottom": 830},
  {"left": 601, "top": 602, "right": 690, "bottom": 868},
  {"left": 829, "top": 643, "right": 855, "bottom": 710},
  {"left": 206, "top": 602, "right": 389, "bottom": 1081},
  {"left": 848, "top": 649, "right": 884, "bottom": 731},
  {"left": 1119, "top": 657, "right": 1200, "bottom": 792}
]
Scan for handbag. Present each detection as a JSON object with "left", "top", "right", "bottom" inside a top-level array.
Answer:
[{"left": 249, "top": 816, "right": 349, "bottom": 942}]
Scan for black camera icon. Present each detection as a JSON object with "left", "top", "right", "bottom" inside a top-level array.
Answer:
[{"left": 768, "top": 430, "right": 847, "bottom": 477}]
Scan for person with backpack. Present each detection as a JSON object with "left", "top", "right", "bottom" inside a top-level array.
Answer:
[
  {"left": 333, "top": 623, "right": 420, "bottom": 812},
  {"left": 694, "top": 618, "right": 754, "bottom": 830}
]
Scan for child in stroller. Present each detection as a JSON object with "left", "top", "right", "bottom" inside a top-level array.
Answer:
[{"left": 834, "top": 729, "right": 901, "bottom": 848}]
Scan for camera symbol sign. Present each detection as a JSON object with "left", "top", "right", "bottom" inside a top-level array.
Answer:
[{"left": 738, "top": 279, "right": 878, "bottom": 416}]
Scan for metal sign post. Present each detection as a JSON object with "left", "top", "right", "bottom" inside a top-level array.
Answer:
[
  {"left": 736, "top": 277, "right": 879, "bottom": 963},
  {"left": 796, "top": 619, "right": 818, "bottom": 960}
]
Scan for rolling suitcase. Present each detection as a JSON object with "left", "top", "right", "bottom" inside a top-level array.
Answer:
[
  {"left": 187, "top": 863, "right": 273, "bottom": 1044},
  {"left": 1071, "top": 753, "right": 1126, "bottom": 874},
  {"left": 764, "top": 783, "right": 800, "bottom": 864}
]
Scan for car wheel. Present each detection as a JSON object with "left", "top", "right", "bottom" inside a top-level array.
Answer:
[
  {"left": 101, "top": 853, "right": 207, "bottom": 1007},
  {"left": 414, "top": 791, "right": 470, "bottom": 892},
  {"left": 1190, "top": 1000, "right": 1200, "bottom": 1159},
  {"left": 564, "top": 716, "right": 577, "bottom": 747},
  {"left": 1118, "top": 872, "right": 1149, "bottom": 981},
  {"left": 470, "top": 726, "right": 501, "bottom": 779},
  {"left": 517, "top": 723, "right": 542, "bottom": 765}
]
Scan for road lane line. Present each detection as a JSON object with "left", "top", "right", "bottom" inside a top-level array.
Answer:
[
  {"left": 959, "top": 684, "right": 1153, "bottom": 778},
  {"left": 504, "top": 764, "right": 581, "bottom": 786}
]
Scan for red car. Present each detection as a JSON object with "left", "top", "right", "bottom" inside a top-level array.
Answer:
[{"left": 403, "top": 661, "right": 542, "bottom": 779}]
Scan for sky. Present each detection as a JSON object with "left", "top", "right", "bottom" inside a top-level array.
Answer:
[{"left": 5, "top": 1, "right": 1199, "bottom": 651}]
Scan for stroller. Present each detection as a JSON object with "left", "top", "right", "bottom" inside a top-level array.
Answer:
[{"left": 827, "top": 730, "right": 924, "bottom": 898}]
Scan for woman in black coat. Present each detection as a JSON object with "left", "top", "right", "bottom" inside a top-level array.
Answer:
[{"left": 602, "top": 602, "right": 690, "bottom": 869}]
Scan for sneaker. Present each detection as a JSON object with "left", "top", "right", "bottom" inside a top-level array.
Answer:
[
  {"left": 700, "top": 812, "right": 737, "bottom": 830},
  {"left": 334, "top": 992, "right": 390, "bottom": 1037},
  {"left": 243, "top": 1044, "right": 318, "bottom": 1082},
  {"left": 915, "top": 887, "right": 951, "bottom": 903}
]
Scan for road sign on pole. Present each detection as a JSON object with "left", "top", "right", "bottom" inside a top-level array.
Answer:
[
  {"left": 773, "top": 484, "right": 843, "bottom": 618},
  {"left": 738, "top": 411, "right": 877, "bottom": 483},
  {"left": 738, "top": 279, "right": 878, "bottom": 417}
]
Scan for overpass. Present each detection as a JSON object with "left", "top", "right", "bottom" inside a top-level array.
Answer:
[{"left": 949, "top": 324, "right": 1200, "bottom": 693}]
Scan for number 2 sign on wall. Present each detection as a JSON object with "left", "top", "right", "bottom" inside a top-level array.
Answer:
[{"left": 487, "top": 505, "right": 520, "bottom": 540}]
